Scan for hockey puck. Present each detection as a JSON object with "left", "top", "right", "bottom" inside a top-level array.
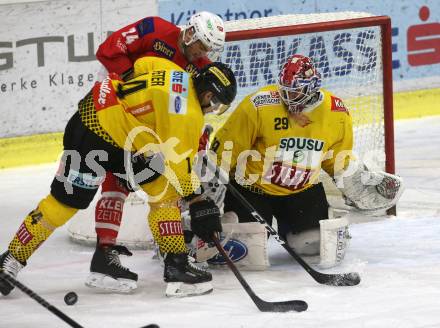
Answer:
[{"left": 64, "top": 291, "right": 78, "bottom": 305}]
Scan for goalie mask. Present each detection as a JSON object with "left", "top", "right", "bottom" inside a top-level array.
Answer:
[
  {"left": 183, "top": 11, "right": 225, "bottom": 61},
  {"left": 193, "top": 62, "right": 237, "bottom": 115},
  {"left": 278, "top": 54, "right": 322, "bottom": 114}
]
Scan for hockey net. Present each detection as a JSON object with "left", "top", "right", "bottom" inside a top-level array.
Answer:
[{"left": 68, "top": 12, "right": 394, "bottom": 249}]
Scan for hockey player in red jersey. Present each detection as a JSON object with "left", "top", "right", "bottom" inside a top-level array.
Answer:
[
  {"left": 89, "top": 12, "right": 226, "bottom": 292},
  {"left": 96, "top": 12, "right": 225, "bottom": 79}
]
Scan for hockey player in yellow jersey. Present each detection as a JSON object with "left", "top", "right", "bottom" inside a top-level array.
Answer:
[
  {"left": 209, "top": 54, "right": 403, "bottom": 269},
  {"left": 0, "top": 57, "right": 237, "bottom": 298}
]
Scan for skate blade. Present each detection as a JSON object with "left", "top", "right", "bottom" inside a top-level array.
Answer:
[
  {"left": 85, "top": 273, "right": 137, "bottom": 293},
  {"left": 165, "top": 281, "right": 213, "bottom": 298}
]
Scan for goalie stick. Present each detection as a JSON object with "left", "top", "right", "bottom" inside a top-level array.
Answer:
[
  {"left": 202, "top": 151, "right": 360, "bottom": 286},
  {"left": 212, "top": 235, "right": 307, "bottom": 312}
]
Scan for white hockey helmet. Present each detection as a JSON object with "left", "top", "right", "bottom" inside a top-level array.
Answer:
[{"left": 184, "top": 11, "right": 225, "bottom": 61}]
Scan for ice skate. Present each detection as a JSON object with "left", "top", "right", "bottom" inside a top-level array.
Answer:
[
  {"left": 163, "top": 253, "right": 213, "bottom": 297},
  {"left": 0, "top": 251, "right": 25, "bottom": 296},
  {"left": 85, "top": 245, "right": 138, "bottom": 293}
]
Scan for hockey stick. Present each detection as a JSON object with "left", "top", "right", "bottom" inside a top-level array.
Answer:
[
  {"left": 212, "top": 235, "right": 307, "bottom": 312},
  {"left": 204, "top": 159, "right": 361, "bottom": 287},
  {"left": 0, "top": 272, "right": 160, "bottom": 328},
  {"left": 0, "top": 272, "right": 83, "bottom": 328}
]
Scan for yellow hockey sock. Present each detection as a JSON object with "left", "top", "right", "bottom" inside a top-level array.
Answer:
[
  {"left": 148, "top": 204, "right": 187, "bottom": 254},
  {"left": 8, "top": 194, "right": 78, "bottom": 263}
]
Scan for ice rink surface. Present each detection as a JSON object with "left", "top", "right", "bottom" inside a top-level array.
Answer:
[{"left": 1, "top": 116, "right": 440, "bottom": 328}]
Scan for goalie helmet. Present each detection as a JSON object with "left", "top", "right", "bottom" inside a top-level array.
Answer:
[
  {"left": 193, "top": 62, "right": 237, "bottom": 115},
  {"left": 183, "top": 11, "right": 225, "bottom": 61},
  {"left": 278, "top": 54, "right": 322, "bottom": 114}
]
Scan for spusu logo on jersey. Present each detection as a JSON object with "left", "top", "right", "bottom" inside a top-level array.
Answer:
[
  {"left": 279, "top": 137, "right": 324, "bottom": 151},
  {"left": 265, "top": 136, "right": 325, "bottom": 190},
  {"left": 278, "top": 137, "right": 324, "bottom": 167},
  {"left": 168, "top": 70, "right": 189, "bottom": 114}
]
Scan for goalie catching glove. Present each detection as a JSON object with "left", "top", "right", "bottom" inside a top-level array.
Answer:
[
  {"left": 189, "top": 198, "right": 222, "bottom": 242},
  {"left": 334, "top": 161, "right": 404, "bottom": 212}
]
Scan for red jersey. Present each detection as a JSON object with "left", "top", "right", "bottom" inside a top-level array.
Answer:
[{"left": 96, "top": 17, "right": 210, "bottom": 76}]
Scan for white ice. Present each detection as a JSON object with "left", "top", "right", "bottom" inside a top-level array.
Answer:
[{"left": 1, "top": 116, "right": 440, "bottom": 328}]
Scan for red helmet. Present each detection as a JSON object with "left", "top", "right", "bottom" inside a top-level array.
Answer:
[{"left": 278, "top": 54, "right": 322, "bottom": 113}]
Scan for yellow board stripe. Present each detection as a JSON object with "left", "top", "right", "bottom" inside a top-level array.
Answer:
[
  {"left": 393, "top": 88, "right": 440, "bottom": 120},
  {"left": 0, "top": 132, "right": 63, "bottom": 169},
  {"left": 1, "top": 88, "right": 439, "bottom": 169}
]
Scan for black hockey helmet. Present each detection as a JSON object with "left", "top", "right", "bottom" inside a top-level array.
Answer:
[{"left": 193, "top": 62, "right": 237, "bottom": 114}]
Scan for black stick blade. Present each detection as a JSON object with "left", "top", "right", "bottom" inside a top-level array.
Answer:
[
  {"left": 257, "top": 300, "right": 308, "bottom": 313},
  {"left": 316, "top": 272, "right": 361, "bottom": 286},
  {"left": 212, "top": 236, "right": 308, "bottom": 313}
]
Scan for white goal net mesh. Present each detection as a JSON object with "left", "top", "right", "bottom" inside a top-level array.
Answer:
[
  {"left": 68, "top": 12, "right": 390, "bottom": 248},
  {"left": 219, "top": 12, "right": 386, "bottom": 169}
]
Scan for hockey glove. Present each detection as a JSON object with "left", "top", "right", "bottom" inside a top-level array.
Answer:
[{"left": 189, "top": 198, "right": 222, "bottom": 242}]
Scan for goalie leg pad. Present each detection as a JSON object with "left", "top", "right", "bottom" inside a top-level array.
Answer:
[
  {"left": 183, "top": 211, "right": 268, "bottom": 270},
  {"left": 208, "top": 222, "right": 269, "bottom": 271},
  {"left": 319, "top": 216, "right": 351, "bottom": 269}
]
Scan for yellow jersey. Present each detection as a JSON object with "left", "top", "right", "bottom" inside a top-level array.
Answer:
[
  {"left": 92, "top": 57, "right": 204, "bottom": 198},
  {"left": 211, "top": 84, "right": 353, "bottom": 196}
]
